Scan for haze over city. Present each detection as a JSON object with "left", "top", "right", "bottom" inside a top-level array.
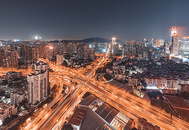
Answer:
[
  {"left": 0, "top": 0, "right": 189, "bottom": 130},
  {"left": 0, "top": 0, "right": 189, "bottom": 40}
]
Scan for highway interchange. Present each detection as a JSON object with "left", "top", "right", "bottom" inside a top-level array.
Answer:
[{"left": 23, "top": 48, "right": 189, "bottom": 130}]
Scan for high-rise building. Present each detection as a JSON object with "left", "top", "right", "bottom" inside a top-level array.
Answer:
[
  {"left": 171, "top": 28, "right": 179, "bottom": 56},
  {"left": 164, "top": 41, "right": 170, "bottom": 54},
  {"left": 16, "top": 44, "right": 38, "bottom": 67},
  {"left": 77, "top": 44, "right": 85, "bottom": 59},
  {"left": 38, "top": 45, "right": 45, "bottom": 58},
  {"left": 111, "top": 37, "right": 118, "bottom": 55},
  {"left": 56, "top": 54, "right": 63, "bottom": 65},
  {"left": 171, "top": 27, "right": 177, "bottom": 36},
  {"left": 46, "top": 45, "right": 54, "bottom": 60},
  {"left": 77, "top": 44, "right": 95, "bottom": 60},
  {"left": 4, "top": 50, "right": 18, "bottom": 68},
  {"left": 31, "top": 47, "right": 39, "bottom": 63},
  {"left": 0, "top": 47, "right": 5, "bottom": 67},
  {"left": 27, "top": 61, "right": 49, "bottom": 105},
  {"left": 84, "top": 48, "right": 95, "bottom": 60},
  {"left": 62, "top": 42, "right": 78, "bottom": 56},
  {"left": 179, "top": 37, "right": 189, "bottom": 52},
  {"left": 155, "top": 39, "right": 164, "bottom": 47}
]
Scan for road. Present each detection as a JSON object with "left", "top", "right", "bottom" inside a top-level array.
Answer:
[
  {"left": 29, "top": 48, "right": 111, "bottom": 130},
  {"left": 38, "top": 87, "right": 86, "bottom": 130},
  {"left": 0, "top": 67, "right": 33, "bottom": 76},
  {"left": 41, "top": 59, "right": 189, "bottom": 130},
  {"left": 24, "top": 44, "right": 189, "bottom": 130},
  {"left": 24, "top": 75, "right": 69, "bottom": 130}
]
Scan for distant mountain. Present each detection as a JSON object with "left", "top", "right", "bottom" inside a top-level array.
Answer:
[
  {"left": 83, "top": 37, "right": 111, "bottom": 43},
  {"left": 58, "top": 37, "right": 122, "bottom": 43}
]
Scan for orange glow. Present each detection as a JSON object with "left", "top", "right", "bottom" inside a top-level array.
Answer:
[
  {"left": 48, "top": 46, "right": 53, "bottom": 49},
  {"left": 130, "top": 56, "right": 135, "bottom": 59},
  {"left": 182, "top": 36, "right": 189, "bottom": 39},
  {"left": 174, "top": 33, "right": 178, "bottom": 36}
]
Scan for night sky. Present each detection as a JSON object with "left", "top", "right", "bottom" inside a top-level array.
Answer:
[{"left": 0, "top": 0, "right": 189, "bottom": 41}]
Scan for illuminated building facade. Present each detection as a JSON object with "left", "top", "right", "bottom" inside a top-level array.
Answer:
[
  {"left": 164, "top": 41, "right": 170, "bottom": 54},
  {"left": 111, "top": 37, "right": 118, "bottom": 55},
  {"left": 4, "top": 50, "right": 18, "bottom": 68},
  {"left": 27, "top": 61, "right": 49, "bottom": 105},
  {"left": 155, "top": 39, "right": 164, "bottom": 47},
  {"left": 171, "top": 28, "right": 179, "bottom": 56},
  {"left": 179, "top": 37, "right": 189, "bottom": 58},
  {"left": 56, "top": 54, "right": 63, "bottom": 65},
  {"left": 0, "top": 102, "right": 17, "bottom": 125}
]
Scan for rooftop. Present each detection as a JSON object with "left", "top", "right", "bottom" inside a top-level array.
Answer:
[
  {"left": 79, "top": 94, "right": 97, "bottom": 106},
  {"left": 69, "top": 107, "right": 87, "bottom": 126},
  {"left": 80, "top": 107, "right": 114, "bottom": 130},
  {"left": 108, "top": 80, "right": 133, "bottom": 93},
  {"left": 95, "top": 102, "right": 119, "bottom": 124}
]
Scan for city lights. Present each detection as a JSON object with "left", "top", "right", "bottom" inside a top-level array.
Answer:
[
  {"left": 49, "top": 46, "right": 53, "bottom": 49},
  {"left": 112, "top": 37, "right": 116, "bottom": 44},
  {"left": 50, "top": 46, "right": 53, "bottom": 49},
  {"left": 34, "top": 36, "right": 41, "bottom": 40},
  {"left": 0, "top": 0, "right": 189, "bottom": 130},
  {"left": 26, "top": 118, "right": 31, "bottom": 123},
  {"left": 13, "top": 39, "right": 20, "bottom": 42},
  {"left": 171, "top": 27, "right": 177, "bottom": 36}
]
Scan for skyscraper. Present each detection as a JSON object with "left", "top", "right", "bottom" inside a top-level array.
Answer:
[
  {"left": 5, "top": 50, "right": 18, "bottom": 68},
  {"left": 171, "top": 28, "right": 179, "bottom": 56},
  {"left": 27, "top": 61, "right": 49, "bottom": 105},
  {"left": 111, "top": 37, "right": 118, "bottom": 55},
  {"left": 164, "top": 41, "right": 170, "bottom": 54},
  {"left": 56, "top": 54, "right": 63, "bottom": 65}
]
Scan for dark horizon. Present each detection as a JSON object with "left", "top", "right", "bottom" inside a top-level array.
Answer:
[{"left": 0, "top": 0, "right": 189, "bottom": 41}]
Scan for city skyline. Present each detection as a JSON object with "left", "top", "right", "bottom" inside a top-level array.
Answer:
[
  {"left": 0, "top": 0, "right": 189, "bottom": 41},
  {"left": 0, "top": 0, "right": 189, "bottom": 130}
]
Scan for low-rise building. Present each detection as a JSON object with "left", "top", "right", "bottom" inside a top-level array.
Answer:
[
  {"left": 128, "top": 77, "right": 139, "bottom": 86},
  {"left": 0, "top": 102, "right": 17, "bottom": 124},
  {"left": 180, "top": 84, "right": 189, "bottom": 92},
  {"left": 10, "top": 91, "right": 25, "bottom": 106}
]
